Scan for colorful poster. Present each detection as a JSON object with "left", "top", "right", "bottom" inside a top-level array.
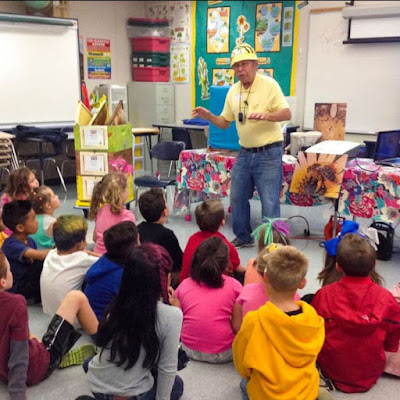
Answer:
[
  {"left": 212, "top": 69, "right": 234, "bottom": 86},
  {"left": 145, "top": 1, "right": 191, "bottom": 43},
  {"left": 258, "top": 68, "right": 274, "bottom": 78},
  {"left": 290, "top": 152, "right": 348, "bottom": 199},
  {"left": 86, "top": 38, "right": 111, "bottom": 79},
  {"left": 255, "top": 3, "right": 282, "bottom": 52},
  {"left": 171, "top": 43, "right": 190, "bottom": 83},
  {"left": 314, "top": 103, "right": 347, "bottom": 141},
  {"left": 207, "top": 7, "right": 230, "bottom": 53},
  {"left": 283, "top": 6, "right": 294, "bottom": 47}
]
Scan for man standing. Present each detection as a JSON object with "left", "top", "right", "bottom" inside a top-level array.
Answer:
[{"left": 193, "top": 43, "right": 291, "bottom": 248}]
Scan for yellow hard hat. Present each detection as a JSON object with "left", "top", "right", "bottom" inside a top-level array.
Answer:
[{"left": 230, "top": 43, "right": 258, "bottom": 67}]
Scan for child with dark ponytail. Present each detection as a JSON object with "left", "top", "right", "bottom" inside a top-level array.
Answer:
[{"left": 170, "top": 236, "right": 242, "bottom": 363}]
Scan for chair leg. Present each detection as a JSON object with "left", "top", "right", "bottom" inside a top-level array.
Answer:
[
  {"left": 55, "top": 165, "right": 67, "bottom": 192},
  {"left": 135, "top": 186, "right": 139, "bottom": 207},
  {"left": 168, "top": 161, "right": 173, "bottom": 178}
]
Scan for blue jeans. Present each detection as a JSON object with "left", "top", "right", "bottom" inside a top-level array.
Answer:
[
  {"left": 230, "top": 145, "right": 283, "bottom": 243},
  {"left": 240, "top": 378, "right": 250, "bottom": 400},
  {"left": 92, "top": 373, "right": 183, "bottom": 400}
]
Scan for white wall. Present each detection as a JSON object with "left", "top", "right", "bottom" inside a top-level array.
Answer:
[{"left": 294, "top": 0, "right": 397, "bottom": 131}]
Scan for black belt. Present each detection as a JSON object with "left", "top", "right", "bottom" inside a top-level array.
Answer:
[{"left": 241, "top": 141, "right": 282, "bottom": 153}]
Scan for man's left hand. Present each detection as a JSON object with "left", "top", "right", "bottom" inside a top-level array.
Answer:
[{"left": 247, "top": 112, "right": 270, "bottom": 121}]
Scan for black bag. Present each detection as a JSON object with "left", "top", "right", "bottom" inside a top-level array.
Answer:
[{"left": 371, "top": 221, "right": 394, "bottom": 261}]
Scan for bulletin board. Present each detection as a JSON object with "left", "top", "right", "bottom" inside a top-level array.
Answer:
[{"left": 194, "top": 0, "right": 297, "bottom": 108}]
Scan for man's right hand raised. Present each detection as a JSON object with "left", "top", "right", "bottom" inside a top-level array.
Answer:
[{"left": 192, "top": 106, "right": 211, "bottom": 120}]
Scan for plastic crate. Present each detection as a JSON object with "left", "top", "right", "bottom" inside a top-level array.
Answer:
[
  {"left": 131, "top": 37, "right": 170, "bottom": 53},
  {"left": 132, "top": 66, "right": 170, "bottom": 82},
  {"left": 132, "top": 52, "right": 170, "bottom": 67}
]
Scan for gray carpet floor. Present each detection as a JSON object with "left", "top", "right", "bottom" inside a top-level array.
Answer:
[{"left": 1, "top": 182, "right": 399, "bottom": 400}]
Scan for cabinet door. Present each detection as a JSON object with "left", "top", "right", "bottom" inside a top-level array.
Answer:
[{"left": 156, "top": 84, "right": 174, "bottom": 105}]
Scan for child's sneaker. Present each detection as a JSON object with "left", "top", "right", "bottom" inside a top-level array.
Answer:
[{"left": 59, "top": 343, "right": 97, "bottom": 369}]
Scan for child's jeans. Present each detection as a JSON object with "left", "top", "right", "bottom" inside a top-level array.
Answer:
[
  {"left": 240, "top": 379, "right": 249, "bottom": 400},
  {"left": 92, "top": 374, "right": 183, "bottom": 400}
]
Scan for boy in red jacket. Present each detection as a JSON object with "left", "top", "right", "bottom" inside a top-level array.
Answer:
[
  {"left": 312, "top": 233, "right": 400, "bottom": 393},
  {"left": 179, "top": 199, "right": 245, "bottom": 283}
]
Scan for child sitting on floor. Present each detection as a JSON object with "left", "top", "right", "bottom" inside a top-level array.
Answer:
[
  {"left": 170, "top": 236, "right": 242, "bottom": 363},
  {"left": 40, "top": 215, "right": 99, "bottom": 317},
  {"left": 89, "top": 173, "right": 135, "bottom": 255},
  {"left": 85, "top": 221, "right": 139, "bottom": 320},
  {"left": 244, "top": 218, "right": 290, "bottom": 286},
  {"left": 2, "top": 200, "right": 50, "bottom": 302},
  {"left": 179, "top": 199, "right": 245, "bottom": 283},
  {"left": 312, "top": 233, "right": 400, "bottom": 393},
  {"left": 1, "top": 167, "right": 39, "bottom": 236},
  {"left": 232, "top": 243, "right": 300, "bottom": 333},
  {"left": 233, "top": 246, "right": 325, "bottom": 400},
  {"left": 86, "top": 244, "right": 183, "bottom": 400},
  {"left": 0, "top": 250, "right": 98, "bottom": 400},
  {"left": 138, "top": 188, "right": 182, "bottom": 287},
  {"left": 30, "top": 185, "right": 61, "bottom": 249},
  {"left": 318, "top": 220, "right": 383, "bottom": 287}
]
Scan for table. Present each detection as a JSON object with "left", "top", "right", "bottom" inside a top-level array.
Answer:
[
  {"left": 152, "top": 122, "right": 209, "bottom": 150},
  {"left": 132, "top": 127, "right": 160, "bottom": 173},
  {"left": 173, "top": 149, "right": 400, "bottom": 223}
]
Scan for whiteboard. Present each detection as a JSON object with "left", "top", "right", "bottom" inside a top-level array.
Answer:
[
  {"left": 0, "top": 18, "right": 80, "bottom": 127},
  {"left": 303, "top": 10, "right": 400, "bottom": 133}
]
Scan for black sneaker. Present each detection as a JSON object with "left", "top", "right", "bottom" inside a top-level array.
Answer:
[{"left": 231, "top": 238, "right": 255, "bottom": 249}]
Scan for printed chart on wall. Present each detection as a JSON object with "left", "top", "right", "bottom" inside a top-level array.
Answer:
[
  {"left": 145, "top": 1, "right": 191, "bottom": 43},
  {"left": 194, "top": 1, "right": 297, "bottom": 108},
  {"left": 86, "top": 38, "right": 111, "bottom": 79}
]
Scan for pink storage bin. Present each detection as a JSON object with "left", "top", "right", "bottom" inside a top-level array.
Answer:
[
  {"left": 132, "top": 67, "right": 170, "bottom": 82},
  {"left": 131, "top": 37, "right": 170, "bottom": 52}
]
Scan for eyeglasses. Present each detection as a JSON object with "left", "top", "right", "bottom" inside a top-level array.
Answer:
[{"left": 232, "top": 61, "right": 252, "bottom": 70}]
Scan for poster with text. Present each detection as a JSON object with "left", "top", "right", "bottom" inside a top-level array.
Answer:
[
  {"left": 258, "top": 68, "right": 274, "bottom": 78},
  {"left": 171, "top": 43, "right": 190, "bottom": 83},
  {"left": 207, "top": 7, "right": 230, "bottom": 53},
  {"left": 255, "top": 3, "right": 282, "bottom": 52},
  {"left": 86, "top": 38, "right": 111, "bottom": 79}
]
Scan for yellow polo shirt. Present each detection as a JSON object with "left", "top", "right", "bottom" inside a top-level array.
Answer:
[{"left": 220, "top": 73, "right": 289, "bottom": 148}]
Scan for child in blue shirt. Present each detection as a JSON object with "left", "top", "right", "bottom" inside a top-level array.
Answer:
[{"left": 1, "top": 200, "right": 49, "bottom": 302}]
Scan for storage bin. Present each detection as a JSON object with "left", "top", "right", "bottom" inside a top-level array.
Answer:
[
  {"left": 127, "top": 17, "right": 169, "bottom": 38},
  {"left": 131, "top": 37, "right": 170, "bottom": 53},
  {"left": 132, "top": 52, "right": 170, "bottom": 67},
  {"left": 132, "top": 67, "right": 170, "bottom": 82}
]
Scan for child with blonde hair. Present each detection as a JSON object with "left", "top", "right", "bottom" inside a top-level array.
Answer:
[
  {"left": 244, "top": 218, "right": 290, "bottom": 285},
  {"left": 1, "top": 166, "right": 39, "bottom": 235},
  {"left": 29, "top": 185, "right": 61, "bottom": 249},
  {"left": 233, "top": 246, "right": 325, "bottom": 400},
  {"left": 89, "top": 173, "right": 135, "bottom": 255},
  {"left": 232, "top": 243, "right": 300, "bottom": 333}
]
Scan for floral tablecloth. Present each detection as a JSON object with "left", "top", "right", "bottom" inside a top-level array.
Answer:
[{"left": 174, "top": 150, "right": 400, "bottom": 223}]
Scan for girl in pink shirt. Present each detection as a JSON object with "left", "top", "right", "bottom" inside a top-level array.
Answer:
[
  {"left": 244, "top": 218, "right": 290, "bottom": 286},
  {"left": 89, "top": 173, "right": 135, "bottom": 255},
  {"left": 170, "top": 237, "right": 242, "bottom": 363}
]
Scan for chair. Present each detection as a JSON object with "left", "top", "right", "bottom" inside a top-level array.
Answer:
[
  {"left": 0, "top": 132, "right": 19, "bottom": 185},
  {"left": 134, "top": 141, "right": 185, "bottom": 205}
]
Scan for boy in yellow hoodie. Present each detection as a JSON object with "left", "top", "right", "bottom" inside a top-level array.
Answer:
[{"left": 233, "top": 245, "right": 325, "bottom": 400}]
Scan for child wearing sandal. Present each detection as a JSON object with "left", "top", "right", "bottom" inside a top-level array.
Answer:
[{"left": 0, "top": 250, "right": 98, "bottom": 400}]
